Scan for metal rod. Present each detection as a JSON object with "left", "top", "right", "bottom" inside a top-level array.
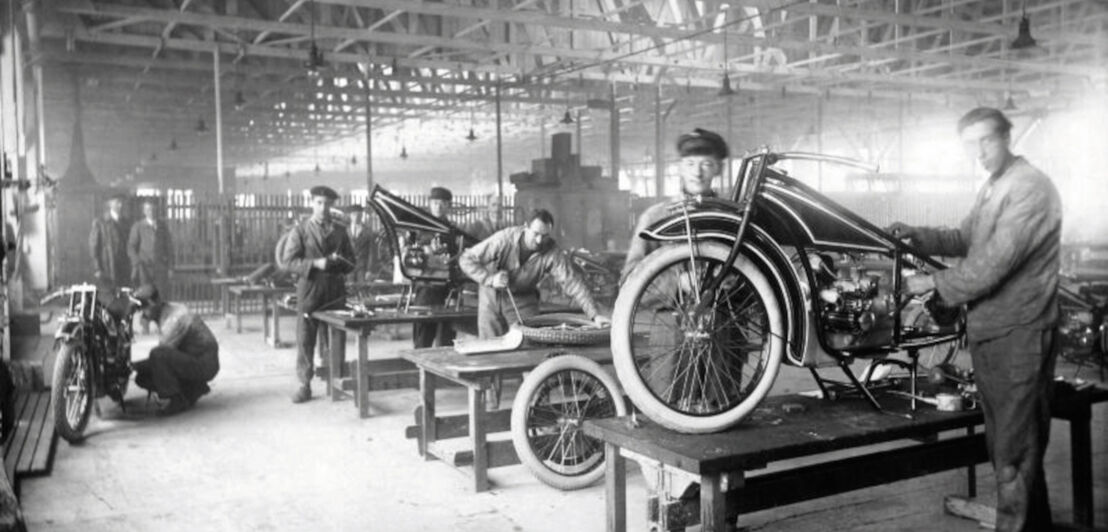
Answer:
[
  {"left": 213, "top": 46, "right": 224, "bottom": 193},
  {"left": 495, "top": 81, "right": 503, "bottom": 227},
  {"left": 364, "top": 80, "right": 373, "bottom": 192}
]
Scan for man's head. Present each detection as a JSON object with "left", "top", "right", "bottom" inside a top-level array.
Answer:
[
  {"left": 133, "top": 284, "right": 164, "bottom": 322},
  {"left": 486, "top": 194, "right": 501, "bottom": 221},
  {"left": 141, "top": 200, "right": 157, "bottom": 222},
  {"left": 348, "top": 204, "right": 365, "bottom": 223},
  {"left": 522, "top": 209, "right": 555, "bottom": 252},
  {"left": 676, "top": 128, "right": 728, "bottom": 195},
  {"left": 958, "top": 107, "right": 1013, "bottom": 176},
  {"left": 106, "top": 194, "right": 125, "bottom": 219},
  {"left": 429, "top": 187, "right": 453, "bottom": 219},
  {"left": 309, "top": 185, "right": 339, "bottom": 222}
]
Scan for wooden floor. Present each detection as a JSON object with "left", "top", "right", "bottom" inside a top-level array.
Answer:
[{"left": 13, "top": 313, "right": 1108, "bottom": 531}]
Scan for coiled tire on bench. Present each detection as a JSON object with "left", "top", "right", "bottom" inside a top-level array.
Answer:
[{"left": 515, "top": 313, "right": 610, "bottom": 346}]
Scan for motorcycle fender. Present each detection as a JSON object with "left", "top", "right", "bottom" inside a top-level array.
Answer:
[
  {"left": 640, "top": 214, "right": 809, "bottom": 367},
  {"left": 53, "top": 321, "right": 84, "bottom": 344}
]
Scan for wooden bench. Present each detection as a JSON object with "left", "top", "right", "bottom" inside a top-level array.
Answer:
[
  {"left": 584, "top": 382, "right": 1108, "bottom": 532},
  {"left": 2, "top": 390, "right": 58, "bottom": 497},
  {"left": 399, "top": 344, "right": 613, "bottom": 492}
]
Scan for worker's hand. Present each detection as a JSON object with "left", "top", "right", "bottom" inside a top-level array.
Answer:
[
  {"left": 886, "top": 222, "right": 918, "bottom": 242},
  {"left": 593, "top": 315, "right": 612, "bottom": 328},
  {"left": 490, "top": 271, "right": 510, "bottom": 289},
  {"left": 312, "top": 257, "right": 329, "bottom": 270},
  {"left": 904, "top": 274, "right": 936, "bottom": 295}
]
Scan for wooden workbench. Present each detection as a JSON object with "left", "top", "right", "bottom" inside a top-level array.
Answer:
[
  {"left": 584, "top": 382, "right": 1108, "bottom": 532},
  {"left": 226, "top": 285, "right": 294, "bottom": 340},
  {"left": 399, "top": 343, "right": 613, "bottom": 492}
]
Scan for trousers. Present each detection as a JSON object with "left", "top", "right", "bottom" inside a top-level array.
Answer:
[
  {"left": 476, "top": 286, "right": 540, "bottom": 339},
  {"left": 412, "top": 283, "right": 456, "bottom": 348},
  {"left": 970, "top": 326, "right": 1057, "bottom": 532},
  {"left": 134, "top": 345, "right": 219, "bottom": 400}
]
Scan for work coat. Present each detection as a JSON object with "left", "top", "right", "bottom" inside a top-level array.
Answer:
[{"left": 279, "top": 217, "right": 356, "bottom": 313}]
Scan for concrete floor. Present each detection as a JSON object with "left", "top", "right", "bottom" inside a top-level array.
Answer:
[{"left": 17, "top": 313, "right": 1108, "bottom": 532}]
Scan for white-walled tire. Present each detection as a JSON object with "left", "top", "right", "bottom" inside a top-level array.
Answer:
[
  {"left": 510, "top": 355, "right": 626, "bottom": 490},
  {"left": 612, "top": 241, "right": 785, "bottom": 434},
  {"left": 52, "top": 341, "right": 93, "bottom": 444}
]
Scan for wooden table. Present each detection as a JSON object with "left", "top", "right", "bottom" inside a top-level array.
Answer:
[
  {"left": 584, "top": 383, "right": 1108, "bottom": 532},
  {"left": 210, "top": 277, "right": 245, "bottom": 330},
  {"left": 226, "top": 285, "right": 294, "bottom": 343},
  {"left": 399, "top": 344, "right": 613, "bottom": 492},
  {"left": 311, "top": 307, "right": 481, "bottom": 418}
]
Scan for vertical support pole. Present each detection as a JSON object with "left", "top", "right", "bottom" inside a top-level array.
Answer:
[
  {"left": 609, "top": 83, "right": 619, "bottom": 182},
  {"left": 214, "top": 47, "right": 224, "bottom": 194},
  {"left": 495, "top": 82, "right": 503, "bottom": 226},
  {"left": 469, "top": 385, "right": 489, "bottom": 492},
  {"left": 725, "top": 92, "right": 734, "bottom": 191},
  {"left": 654, "top": 85, "right": 664, "bottom": 197},
  {"left": 364, "top": 82, "right": 373, "bottom": 192}
]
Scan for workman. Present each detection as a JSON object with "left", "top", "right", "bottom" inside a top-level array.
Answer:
[
  {"left": 279, "top": 185, "right": 356, "bottom": 404},
  {"left": 459, "top": 208, "right": 611, "bottom": 338},
  {"left": 132, "top": 284, "right": 220, "bottom": 416},
  {"left": 891, "top": 107, "right": 1061, "bottom": 532},
  {"left": 410, "top": 186, "right": 459, "bottom": 348},
  {"left": 621, "top": 128, "right": 728, "bottom": 282}
]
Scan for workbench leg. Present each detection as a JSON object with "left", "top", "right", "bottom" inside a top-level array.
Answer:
[
  {"left": 419, "top": 369, "right": 436, "bottom": 459},
  {"left": 700, "top": 474, "right": 726, "bottom": 532},
  {"left": 262, "top": 294, "right": 273, "bottom": 346},
  {"left": 1069, "top": 403, "right": 1093, "bottom": 526},
  {"left": 235, "top": 295, "right": 243, "bottom": 334},
  {"left": 605, "top": 443, "right": 626, "bottom": 532},
  {"left": 329, "top": 326, "right": 346, "bottom": 401},
  {"left": 221, "top": 287, "right": 231, "bottom": 330},
  {"left": 966, "top": 425, "right": 977, "bottom": 498},
  {"left": 469, "top": 386, "right": 489, "bottom": 492},
  {"left": 272, "top": 300, "right": 282, "bottom": 346},
  {"left": 356, "top": 334, "right": 369, "bottom": 418}
]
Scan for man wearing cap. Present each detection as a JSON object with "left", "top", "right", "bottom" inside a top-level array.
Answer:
[
  {"left": 132, "top": 285, "right": 220, "bottom": 416},
  {"left": 464, "top": 194, "right": 505, "bottom": 241},
  {"left": 411, "top": 186, "right": 459, "bottom": 348},
  {"left": 346, "top": 204, "right": 374, "bottom": 282},
  {"left": 89, "top": 194, "right": 131, "bottom": 296},
  {"left": 621, "top": 128, "right": 729, "bottom": 281},
  {"left": 128, "top": 199, "right": 174, "bottom": 333},
  {"left": 279, "top": 186, "right": 357, "bottom": 403},
  {"left": 459, "top": 209, "right": 611, "bottom": 339}
]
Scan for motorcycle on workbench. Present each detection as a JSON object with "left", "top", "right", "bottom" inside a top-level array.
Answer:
[
  {"left": 611, "top": 149, "right": 969, "bottom": 434},
  {"left": 42, "top": 284, "right": 141, "bottom": 443},
  {"left": 370, "top": 185, "right": 628, "bottom": 491}
]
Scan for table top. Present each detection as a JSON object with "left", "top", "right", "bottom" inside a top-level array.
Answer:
[
  {"left": 228, "top": 284, "right": 295, "bottom": 296},
  {"left": 399, "top": 343, "right": 612, "bottom": 380},
  {"left": 312, "top": 307, "right": 479, "bottom": 328},
  {"left": 584, "top": 382, "right": 1108, "bottom": 475}
]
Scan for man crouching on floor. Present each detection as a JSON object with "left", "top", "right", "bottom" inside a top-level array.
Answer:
[{"left": 132, "top": 284, "right": 220, "bottom": 416}]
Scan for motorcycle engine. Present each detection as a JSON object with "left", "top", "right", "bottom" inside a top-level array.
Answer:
[
  {"left": 813, "top": 255, "right": 897, "bottom": 350},
  {"left": 1059, "top": 308, "right": 1106, "bottom": 356}
]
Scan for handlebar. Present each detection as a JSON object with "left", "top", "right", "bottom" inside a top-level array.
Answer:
[{"left": 766, "top": 152, "right": 880, "bottom": 173}]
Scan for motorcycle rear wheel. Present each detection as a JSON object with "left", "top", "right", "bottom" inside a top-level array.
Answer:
[
  {"left": 612, "top": 241, "right": 785, "bottom": 434},
  {"left": 52, "top": 341, "right": 93, "bottom": 444}
]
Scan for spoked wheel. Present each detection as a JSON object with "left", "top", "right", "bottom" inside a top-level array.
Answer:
[
  {"left": 510, "top": 355, "right": 626, "bottom": 490},
  {"left": 52, "top": 341, "right": 94, "bottom": 444},
  {"left": 612, "top": 241, "right": 785, "bottom": 434}
]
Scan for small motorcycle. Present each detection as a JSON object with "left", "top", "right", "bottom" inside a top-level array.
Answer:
[{"left": 43, "top": 284, "right": 140, "bottom": 443}]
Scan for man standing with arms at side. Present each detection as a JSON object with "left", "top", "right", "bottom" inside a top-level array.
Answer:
[
  {"left": 280, "top": 186, "right": 356, "bottom": 404},
  {"left": 128, "top": 199, "right": 174, "bottom": 333},
  {"left": 890, "top": 107, "right": 1061, "bottom": 532},
  {"left": 89, "top": 194, "right": 131, "bottom": 297},
  {"left": 411, "top": 186, "right": 458, "bottom": 348}
]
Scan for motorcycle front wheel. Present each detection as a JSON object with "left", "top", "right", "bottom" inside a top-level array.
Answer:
[
  {"left": 612, "top": 241, "right": 785, "bottom": 434},
  {"left": 52, "top": 340, "right": 94, "bottom": 443}
]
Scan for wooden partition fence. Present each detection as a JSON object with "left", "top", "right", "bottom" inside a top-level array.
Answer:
[{"left": 161, "top": 192, "right": 514, "bottom": 315}]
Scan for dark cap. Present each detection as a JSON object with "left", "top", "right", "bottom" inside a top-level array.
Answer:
[
  {"left": 676, "top": 128, "right": 729, "bottom": 160},
  {"left": 309, "top": 185, "right": 339, "bottom": 200},
  {"left": 429, "top": 186, "right": 453, "bottom": 202},
  {"left": 133, "top": 284, "right": 160, "bottom": 306}
]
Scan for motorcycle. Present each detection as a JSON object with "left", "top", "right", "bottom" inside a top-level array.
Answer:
[
  {"left": 43, "top": 284, "right": 141, "bottom": 443},
  {"left": 612, "top": 149, "right": 966, "bottom": 434}
]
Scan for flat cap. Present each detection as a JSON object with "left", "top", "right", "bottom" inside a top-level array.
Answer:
[
  {"left": 309, "top": 185, "right": 339, "bottom": 200},
  {"left": 132, "top": 284, "right": 160, "bottom": 306},
  {"left": 676, "top": 128, "right": 729, "bottom": 160},
  {"left": 429, "top": 186, "right": 453, "bottom": 202}
]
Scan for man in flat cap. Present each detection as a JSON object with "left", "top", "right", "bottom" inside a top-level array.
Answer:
[
  {"left": 89, "top": 193, "right": 131, "bottom": 297},
  {"left": 279, "top": 185, "right": 356, "bottom": 403},
  {"left": 132, "top": 284, "right": 220, "bottom": 416},
  {"left": 621, "top": 128, "right": 729, "bottom": 280},
  {"left": 460, "top": 209, "right": 611, "bottom": 338},
  {"left": 409, "top": 186, "right": 461, "bottom": 348}
]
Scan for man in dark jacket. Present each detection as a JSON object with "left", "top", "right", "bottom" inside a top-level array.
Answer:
[
  {"left": 128, "top": 199, "right": 174, "bottom": 333},
  {"left": 411, "top": 186, "right": 459, "bottom": 348},
  {"left": 89, "top": 194, "right": 131, "bottom": 295},
  {"left": 622, "top": 129, "right": 727, "bottom": 282},
  {"left": 346, "top": 204, "right": 374, "bottom": 282},
  {"left": 132, "top": 285, "right": 220, "bottom": 416},
  {"left": 892, "top": 107, "right": 1061, "bottom": 532},
  {"left": 459, "top": 209, "right": 610, "bottom": 338},
  {"left": 279, "top": 186, "right": 356, "bottom": 403}
]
